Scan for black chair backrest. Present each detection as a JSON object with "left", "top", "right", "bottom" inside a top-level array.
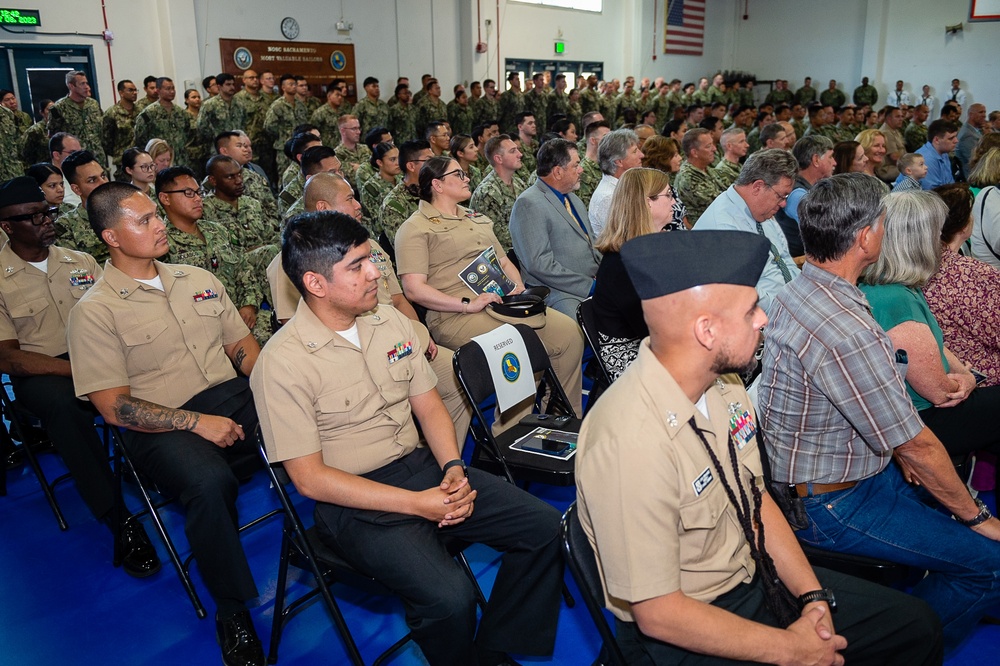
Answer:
[
  {"left": 452, "top": 322, "right": 554, "bottom": 406},
  {"left": 561, "top": 502, "right": 627, "bottom": 666},
  {"left": 576, "top": 298, "right": 613, "bottom": 387},
  {"left": 378, "top": 230, "right": 396, "bottom": 267}
]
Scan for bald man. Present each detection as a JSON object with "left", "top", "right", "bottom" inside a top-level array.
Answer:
[
  {"left": 956, "top": 103, "right": 986, "bottom": 175},
  {"left": 266, "top": 173, "right": 471, "bottom": 446},
  {"left": 576, "top": 230, "right": 942, "bottom": 665}
]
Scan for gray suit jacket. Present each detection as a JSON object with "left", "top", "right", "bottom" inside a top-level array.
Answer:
[{"left": 509, "top": 179, "right": 602, "bottom": 308}]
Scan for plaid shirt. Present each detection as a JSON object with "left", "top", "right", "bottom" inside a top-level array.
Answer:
[{"left": 758, "top": 262, "right": 924, "bottom": 484}]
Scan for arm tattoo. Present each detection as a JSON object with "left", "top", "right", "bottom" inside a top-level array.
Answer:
[
  {"left": 233, "top": 345, "right": 247, "bottom": 373},
  {"left": 113, "top": 394, "right": 201, "bottom": 433}
]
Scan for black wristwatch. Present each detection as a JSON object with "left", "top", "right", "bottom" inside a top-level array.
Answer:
[
  {"left": 799, "top": 588, "right": 837, "bottom": 611},
  {"left": 442, "top": 459, "right": 467, "bottom": 477},
  {"left": 956, "top": 497, "right": 993, "bottom": 527}
]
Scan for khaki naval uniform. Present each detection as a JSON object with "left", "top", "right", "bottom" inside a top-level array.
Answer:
[
  {"left": 67, "top": 260, "right": 259, "bottom": 608},
  {"left": 266, "top": 238, "right": 472, "bottom": 446},
  {"left": 0, "top": 244, "right": 115, "bottom": 519},
  {"left": 251, "top": 300, "right": 563, "bottom": 663},
  {"left": 394, "top": 200, "right": 584, "bottom": 424}
]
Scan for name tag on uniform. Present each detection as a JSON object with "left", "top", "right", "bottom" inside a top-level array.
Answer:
[
  {"left": 386, "top": 340, "right": 413, "bottom": 364},
  {"left": 692, "top": 467, "right": 714, "bottom": 496},
  {"left": 729, "top": 409, "right": 756, "bottom": 449},
  {"left": 193, "top": 289, "right": 218, "bottom": 302},
  {"left": 69, "top": 269, "right": 95, "bottom": 288}
]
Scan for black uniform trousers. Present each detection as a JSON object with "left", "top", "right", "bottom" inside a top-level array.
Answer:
[
  {"left": 11, "top": 373, "right": 114, "bottom": 520},
  {"left": 121, "top": 377, "right": 260, "bottom": 613},
  {"left": 313, "top": 447, "right": 564, "bottom": 665},
  {"left": 615, "top": 567, "right": 944, "bottom": 665}
]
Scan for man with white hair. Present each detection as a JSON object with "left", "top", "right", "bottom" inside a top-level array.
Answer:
[{"left": 588, "top": 128, "right": 644, "bottom": 236}]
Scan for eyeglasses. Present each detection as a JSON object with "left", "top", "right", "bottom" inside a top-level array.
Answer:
[
  {"left": 4, "top": 206, "right": 59, "bottom": 226},
  {"left": 649, "top": 192, "right": 675, "bottom": 202},
  {"left": 440, "top": 169, "right": 469, "bottom": 181},
  {"left": 764, "top": 182, "right": 789, "bottom": 202},
  {"left": 160, "top": 188, "right": 205, "bottom": 199},
  {"left": 136, "top": 163, "right": 156, "bottom": 172}
]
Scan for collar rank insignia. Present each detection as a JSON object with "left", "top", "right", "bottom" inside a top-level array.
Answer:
[
  {"left": 729, "top": 409, "right": 756, "bottom": 449},
  {"left": 69, "top": 269, "right": 95, "bottom": 288},
  {"left": 386, "top": 340, "right": 413, "bottom": 365},
  {"left": 193, "top": 289, "right": 219, "bottom": 302}
]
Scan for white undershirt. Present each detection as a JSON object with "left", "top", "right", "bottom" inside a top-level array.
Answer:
[
  {"left": 134, "top": 275, "right": 164, "bottom": 291},
  {"left": 26, "top": 258, "right": 48, "bottom": 274},
  {"left": 337, "top": 323, "right": 360, "bottom": 348},
  {"left": 694, "top": 393, "right": 710, "bottom": 420}
]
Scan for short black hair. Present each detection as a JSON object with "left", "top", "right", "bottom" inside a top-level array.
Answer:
[
  {"left": 424, "top": 120, "right": 448, "bottom": 140},
  {"left": 214, "top": 130, "right": 243, "bottom": 151},
  {"left": 363, "top": 76, "right": 378, "bottom": 87},
  {"left": 515, "top": 111, "right": 535, "bottom": 127},
  {"left": 290, "top": 133, "right": 322, "bottom": 162},
  {"left": 301, "top": 145, "right": 337, "bottom": 176},
  {"left": 364, "top": 127, "right": 391, "bottom": 151},
  {"left": 536, "top": 138, "right": 577, "bottom": 177},
  {"left": 282, "top": 211, "right": 370, "bottom": 297},
  {"left": 87, "top": 181, "right": 142, "bottom": 242},
  {"left": 394, "top": 83, "right": 409, "bottom": 97},
  {"left": 155, "top": 165, "right": 197, "bottom": 194},
  {"left": 206, "top": 154, "right": 239, "bottom": 177},
  {"left": 61, "top": 150, "right": 99, "bottom": 185},
  {"left": 116, "top": 79, "right": 133, "bottom": 93},
  {"left": 216, "top": 73, "right": 235, "bottom": 87},
  {"left": 142, "top": 75, "right": 157, "bottom": 87},
  {"left": 280, "top": 74, "right": 296, "bottom": 86},
  {"left": 927, "top": 119, "right": 958, "bottom": 142},
  {"left": 202, "top": 75, "right": 216, "bottom": 90},
  {"left": 399, "top": 139, "right": 431, "bottom": 173}
]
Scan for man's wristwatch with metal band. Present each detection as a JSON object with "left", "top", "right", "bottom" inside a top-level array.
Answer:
[
  {"left": 956, "top": 497, "right": 992, "bottom": 527},
  {"left": 798, "top": 588, "right": 837, "bottom": 611}
]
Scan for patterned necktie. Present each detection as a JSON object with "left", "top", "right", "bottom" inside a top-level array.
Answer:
[
  {"left": 756, "top": 221, "right": 793, "bottom": 283},
  {"left": 565, "top": 197, "right": 588, "bottom": 237}
]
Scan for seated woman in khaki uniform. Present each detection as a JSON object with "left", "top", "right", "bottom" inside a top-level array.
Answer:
[{"left": 394, "top": 156, "right": 584, "bottom": 429}]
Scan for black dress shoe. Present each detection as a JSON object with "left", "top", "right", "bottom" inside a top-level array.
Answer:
[
  {"left": 216, "top": 610, "right": 265, "bottom": 666},
  {"left": 120, "top": 517, "right": 161, "bottom": 578}
]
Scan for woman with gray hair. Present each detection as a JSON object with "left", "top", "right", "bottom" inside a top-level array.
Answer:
[{"left": 860, "top": 190, "right": 1000, "bottom": 457}]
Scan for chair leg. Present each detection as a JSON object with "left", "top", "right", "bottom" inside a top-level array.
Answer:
[
  {"left": 16, "top": 426, "right": 68, "bottom": 531},
  {"left": 116, "top": 436, "right": 207, "bottom": 619},
  {"left": 267, "top": 530, "right": 293, "bottom": 665},
  {"left": 562, "top": 582, "right": 576, "bottom": 608},
  {"left": 372, "top": 633, "right": 415, "bottom": 666},
  {"left": 456, "top": 552, "right": 488, "bottom": 609}
]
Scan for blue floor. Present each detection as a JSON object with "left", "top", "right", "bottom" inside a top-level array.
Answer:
[{"left": 2, "top": 443, "right": 999, "bottom": 665}]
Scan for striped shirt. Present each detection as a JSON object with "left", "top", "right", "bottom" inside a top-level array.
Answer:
[{"left": 758, "top": 262, "right": 924, "bottom": 484}]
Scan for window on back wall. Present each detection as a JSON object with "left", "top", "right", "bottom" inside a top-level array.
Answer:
[{"left": 512, "top": 0, "right": 603, "bottom": 12}]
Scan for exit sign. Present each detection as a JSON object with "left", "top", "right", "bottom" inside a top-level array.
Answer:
[
  {"left": 0, "top": 8, "right": 40, "bottom": 26},
  {"left": 554, "top": 40, "right": 565, "bottom": 54}
]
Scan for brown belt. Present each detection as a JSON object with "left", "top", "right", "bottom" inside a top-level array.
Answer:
[{"left": 794, "top": 481, "right": 857, "bottom": 498}]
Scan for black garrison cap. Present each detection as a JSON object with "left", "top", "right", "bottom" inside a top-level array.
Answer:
[
  {"left": 0, "top": 176, "right": 45, "bottom": 209},
  {"left": 621, "top": 230, "right": 771, "bottom": 300}
]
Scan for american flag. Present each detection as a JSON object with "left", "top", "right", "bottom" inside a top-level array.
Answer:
[{"left": 664, "top": 0, "right": 705, "bottom": 56}]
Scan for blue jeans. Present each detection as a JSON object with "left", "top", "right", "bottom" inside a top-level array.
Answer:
[{"left": 798, "top": 463, "right": 1000, "bottom": 651}]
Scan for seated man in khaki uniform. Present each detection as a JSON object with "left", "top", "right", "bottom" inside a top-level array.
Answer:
[
  {"left": 66, "top": 182, "right": 266, "bottom": 666},
  {"left": 576, "top": 230, "right": 943, "bottom": 665},
  {"left": 266, "top": 172, "right": 471, "bottom": 445},
  {"left": 0, "top": 176, "right": 158, "bottom": 577},
  {"left": 252, "top": 210, "right": 563, "bottom": 666}
]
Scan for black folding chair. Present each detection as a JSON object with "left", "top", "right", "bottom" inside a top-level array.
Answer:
[
  {"left": 576, "top": 299, "right": 614, "bottom": 413},
  {"left": 257, "top": 432, "right": 487, "bottom": 665},
  {"left": 560, "top": 502, "right": 627, "bottom": 666},
  {"left": 111, "top": 426, "right": 281, "bottom": 619},
  {"left": 0, "top": 380, "right": 73, "bottom": 530},
  {"left": 452, "top": 323, "right": 579, "bottom": 487}
]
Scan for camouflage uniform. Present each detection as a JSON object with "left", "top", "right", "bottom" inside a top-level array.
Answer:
[
  {"left": 135, "top": 97, "right": 156, "bottom": 113},
  {"left": 820, "top": 88, "right": 846, "bottom": 109},
  {"left": 853, "top": 85, "right": 878, "bottom": 107},
  {"left": 234, "top": 89, "right": 275, "bottom": 181},
  {"left": 185, "top": 111, "right": 210, "bottom": 179},
  {"left": 415, "top": 97, "right": 448, "bottom": 137},
  {"left": 305, "top": 96, "right": 322, "bottom": 114},
  {"left": 514, "top": 139, "right": 538, "bottom": 183},
  {"left": 523, "top": 90, "right": 549, "bottom": 133},
  {"left": 691, "top": 89, "right": 711, "bottom": 106},
  {"left": 706, "top": 86, "right": 727, "bottom": 106},
  {"left": 133, "top": 102, "right": 193, "bottom": 169},
  {"left": 278, "top": 171, "right": 305, "bottom": 216},
  {"left": 353, "top": 97, "right": 390, "bottom": 138},
  {"left": 468, "top": 170, "right": 526, "bottom": 251},
  {"left": 12, "top": 108, "right": 31, "bottom": 133},
  {"left": 599, "top": 94, "right": 618, "bottom": 123},
  {"left": 616, "top": 90, "right": 643, "bottom": 122},
  {"left": 472, "top": 95, "right": 500, "bottom": 127},
  {"left": 497, "top": 89, "right": 525, "bottom": 136},
  {"left": 282, "top": 197, "right": 305, "bottom": 224},
  {"left": 334, "top": 143, "right": 372, "bottom": 184},
  {"left": 466, "top": 162, "right": 483, "bottom": 193},
  {"left": 764, "top": 89, "right": 794, "bottom": 106},
  {"left": 387, "top": 102, "right": 418, "bottom": 143},
  {"left": 54, "top": 205, "right": 107, "bottom": 263},
  {"left": 648, "top": 93, "right": 673, "bottom": 123},
  {"left": 202, "top": 194, "right": 279, "bottom": 251},
  {"left": 310, "top": 103, "right": 345, "bottom": 149},
  {"left": 379, "top": 181, "right": 420, "bottom": 244},
  {"left": 746, "top": 126, "right": 763, "bottom": 154},
  {"left": 794, "top": 85, "right": 817, "bottom": 106},
  {"left": 711, "top": 159, "right": 742, "bottom": 189},
  {"left": 280, "top": 162, "right": 301, "bottom": 190},
  {"left": 49, "top": 96, "right": 106, "bottom": 167},
  {"left": 165, "top": 218, "right": 262, "bottom": 310},
  {"left": 263, "top": 97, "right": 309, "bottom": 175},
  {"left": 355, "top": 160, "right": 376, "bottom": 193},
  {"left": 566, "top": 101, "right": 583, "bottom": 132},
  {"left": 102, "top": 102, "right": 138, "bottom": 180},
  {"left": 361, "top": 174, "right": 398, "bottom": 234},
  {"left": 242, "top": 167, "right": 278, "bottom": 223},
  {"left": 905, "top": 123, "right": 929, "bottom": 153},
  {"left": 197, "top": 95, "right": 246, "bottom": 146},
  {"left": 577, "top": 156, "right": 602, "bottom": 207},
  {"left": 20, "top": 120, "right": 49, "bottom": 169},
  {"left": 833, "top": 124, "right": 856, "bottom": 143},
  {"left": 447, "top": 102, "right": 475, "bottom": 137},
  {"left": 579, "top": 88, "right": 601, "bottom": 116},
  {"left": 791, "top": 119, "right": 808, "bottom": 140},
  {"left": 673, "top": 161, "right": 724, "bottom": 226}
]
